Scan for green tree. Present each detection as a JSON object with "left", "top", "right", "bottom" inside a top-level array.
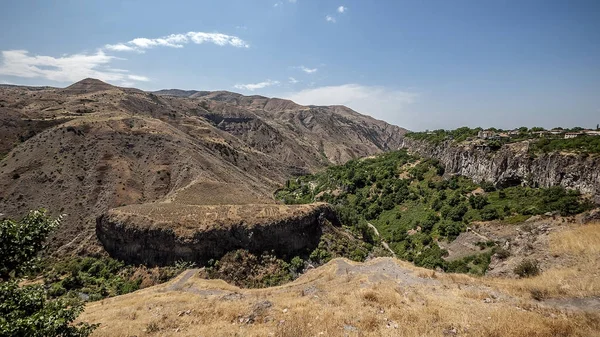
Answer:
[
  {"left": 468, "top": 195, "right": 489, "bottom": 210},
  {"left": 0, "top": 210, "right": 97, "bottom": 336}
]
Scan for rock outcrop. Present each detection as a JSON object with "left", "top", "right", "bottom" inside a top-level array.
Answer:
[
  {"left": 401, "top": 138, "right": 600, "bottom": 201},
  {"left": 96, "top": 203, "right": 338, "bottom": 266}
]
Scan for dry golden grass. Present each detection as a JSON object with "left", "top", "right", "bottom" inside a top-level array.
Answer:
[
  {"left": 107, "top": 202, "right": 330, "bottom": 236},
  {"left": 484, "top": 222, "right": 600, "bottom": 299},
  {"left": 80, "top": 253, "right": 600, "bottom": 337}
]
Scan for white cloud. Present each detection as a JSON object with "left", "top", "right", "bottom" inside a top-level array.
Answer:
[
  {"left": 299, "top": 66, "right": 317, "bottom": 74},
  {"left": 234, "top": 79, "right": 280, "bottom": 91},
  {"left": 337, "top": 6, "right": 347, "bottom": 13},
  {"left": 289, "top": 77, "right": 298, "bottom": 84},
  {"left": 285, "top": 84, "right": 417, "bottom": 125},
  {"left": 127, "top": 74, "right": 150, "bottom": 82},
  {"left": 0, "top": 49, "right": 148, "bottom": 85},
  {"left": 104, "top": 43, "right": 138, "bottom": 52},
  {"left": 325, "top": 15, "right": 336, "bottom": 23},
  {"left": 105, "top": 31, "right": 249, "bottom": 53},
  {"left": 274, "top": 2, "right": 282, "bottom": 7}
]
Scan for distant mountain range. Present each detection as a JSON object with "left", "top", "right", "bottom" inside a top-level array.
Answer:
[{"left": 0, "top": 78, "right": 407, "bottom": 254}]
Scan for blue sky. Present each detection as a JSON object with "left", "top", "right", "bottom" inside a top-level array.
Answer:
[{"left": 1, "top": 0, "right": 599, "bottom": 131}]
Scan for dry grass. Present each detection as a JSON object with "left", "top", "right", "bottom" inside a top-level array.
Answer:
[
  {"left": 80, "top": 254, "right": 600, "bottom": 337},
  {"left": 108, "top": 202, "right": 330, "bottom": 235},
  {"left": 484, "top": 222, "right": 600, "bottom": 299}
]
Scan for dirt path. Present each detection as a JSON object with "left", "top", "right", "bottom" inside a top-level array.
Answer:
[
  {"left": 165, "top": 268, "right": 199, "bottom": 291},
  {"left": 367, "top": 222, "right": 396, "bottom": 257}
]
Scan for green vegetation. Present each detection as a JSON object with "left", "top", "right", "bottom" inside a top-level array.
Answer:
[
  {"left": 206, "top": 226, "right": 375, "bottom": 288},
  {"left": 0, "top": 210, "right": 97, "bottom": 336},
  {"left": 405, "top": 127, "right": 482, "bottom": 144},
  {"left": 406, "top": 126, "right": 600, "bottom": 154},
  {"left": 529, "top": 135, "right": 600, "bottom": 154},
  {"left": 276, "top": 150, "right": 593, "bottom": 275},
  {"left": 43, "top": 257, "right": 148, "bottom": 302}
]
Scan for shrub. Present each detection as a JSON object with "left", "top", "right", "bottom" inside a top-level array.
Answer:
[
  {"left": 480, "top": 181, "right": 496, "bottom": 192},
  {"left": 480, "top": 207, "right": 500, "bottom": 221},
  {"left": 530, "top": 288, "right": 549, "bottom": 301},
  {"left": 468, "top": 195, "right": 489, "bottom": 209},
  {"left": 493, "top": 247, "right": 510, "bottom": 260},
  {"left": 290, "top": 256, "right": 304, "bottom": 273},
  {"left": 514, "top": 259, "right": 539, "bottom": 278}
]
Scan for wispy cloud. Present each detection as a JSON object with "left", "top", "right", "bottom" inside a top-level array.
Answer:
[
  {"left": 234, "top": 79, "right": 279, "bottom": 91},
  {"left": 105, "top": 31, "right": 250, "bottom": 53},
  {"left": 337, "top": 6, "right": 347, "bottom": 13},
  {"left": 325, "top": 15, "right": 336, "bottom": 23},
  {"left": 0, "top": 49, "right": 148, "bottom": 85},
  {"left": 285, "top": 84, "right": 417, "bottom": 125},
  {"left": 299, "top": 66, "right": 318, "bottom": 74},
  {"left": 274, "top": 2, "right": 282, "bottom": 7},
  {"left": 289, "top": 77, "right": 299, "bottom": 84}
]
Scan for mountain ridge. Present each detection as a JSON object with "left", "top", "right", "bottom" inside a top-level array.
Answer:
[{"left": 0, "top": 78, "right": 407, "bottom": 255}]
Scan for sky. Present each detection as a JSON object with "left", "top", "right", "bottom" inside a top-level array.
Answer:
[{"left": 0, "top": 0, "right": 599, "bottom": 131}]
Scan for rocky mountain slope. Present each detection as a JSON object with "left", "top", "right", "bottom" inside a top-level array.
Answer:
[
  {"left": 401, "top": 138, "right": 600, "bottom": 202},
  {"left": 0, "top": 79, "right": 406, "bottom": 254}
]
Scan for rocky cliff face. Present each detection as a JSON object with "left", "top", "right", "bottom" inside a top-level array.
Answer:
[
  {"left": 96, "top": 203, "right": 339, "bottom": 266},
  {"left": 401, "top": 138, "right": 600, "bottom": 201}
]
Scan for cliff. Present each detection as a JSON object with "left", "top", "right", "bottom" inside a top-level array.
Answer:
[
  {"left": 401, "top": 138, "right": 600, "bottom": 202},
  {"left": 96, "top": 203, "right": 339, "bottom": 266}
]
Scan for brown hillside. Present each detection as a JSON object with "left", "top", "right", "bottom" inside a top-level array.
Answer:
[{"left": 0, "top": 79, "right": 407, "bottom": 254}]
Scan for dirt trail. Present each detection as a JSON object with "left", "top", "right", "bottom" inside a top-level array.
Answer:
[{"left": 367, "top": 222, "right": 396, "bottom": 257}]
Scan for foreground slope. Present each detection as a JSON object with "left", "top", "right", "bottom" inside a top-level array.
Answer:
[
  {"left": 0, "top": 79, "right": 406, "bottom": 253},
  {"left": 81, "top": 222, "right": 600, "bottom": 337}
]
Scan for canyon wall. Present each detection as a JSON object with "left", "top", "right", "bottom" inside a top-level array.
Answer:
[
  {"left": 96, "top": 203, "right": 339, "bottom": 266},
  {"left": 401, "top": 138, "right": 600, "bottom": 201}
]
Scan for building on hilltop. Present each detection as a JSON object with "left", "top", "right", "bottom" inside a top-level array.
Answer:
[
  {"left": 564, "top": 132, "right": 583, "bottom": 139},
  {"left": 549, "top": 129, "right": 563, "bottom": 135},
  {"left": 477, "top": 130, "right": 497, "bottom": 139}
]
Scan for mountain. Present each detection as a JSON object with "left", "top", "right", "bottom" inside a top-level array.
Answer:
[{"left": 0, "top": 78, "right": 407, "bottom": 254}]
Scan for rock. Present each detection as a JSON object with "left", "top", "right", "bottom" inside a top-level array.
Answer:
[
  {"left": 96, "top": 203, "right": 339, "bottom": 266},
  {"left": 401, "top": 138, "right": 600, "bottom": 200},
  {"left": 581, "top": 208, "right": 600, "bottom": 223},
  {"left": 220, "top": 292, "right": 245, "bottom": 301},
  {"left": 443, "top": 327, "right": 458, "bottom": 335},
  {"left": 343, "top": 324, "right": 356, "bottom": 330}
]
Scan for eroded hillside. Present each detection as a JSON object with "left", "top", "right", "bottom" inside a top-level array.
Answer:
[{"left": 0, "top": 79, "right": 406, "bottom": 254}]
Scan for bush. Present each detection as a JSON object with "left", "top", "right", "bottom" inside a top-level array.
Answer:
[
  {"left": 469, "top": 195, "right": 488, "bottom": 209},
  {"left": 290, "top": 256, "right": 304, "bottom": 273},
  {"left": 0, "top": 211, "right": 97, "bottom": 336},
  {"left": 514, "top": 259, "right": 539, "bottom": 278},
  {"left": 480, "top": 207, "right": 500, "bottom": 221},
  {"left": 480, "top": 181, "right": 496, "bottom": 192}
]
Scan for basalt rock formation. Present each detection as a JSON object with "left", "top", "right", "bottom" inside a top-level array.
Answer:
[
  {"left": 401, "top": 138, "right": 600, "bottom": 201},
  {"left": 96, "top": 203, "right": 338, "bottom": 266}
]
